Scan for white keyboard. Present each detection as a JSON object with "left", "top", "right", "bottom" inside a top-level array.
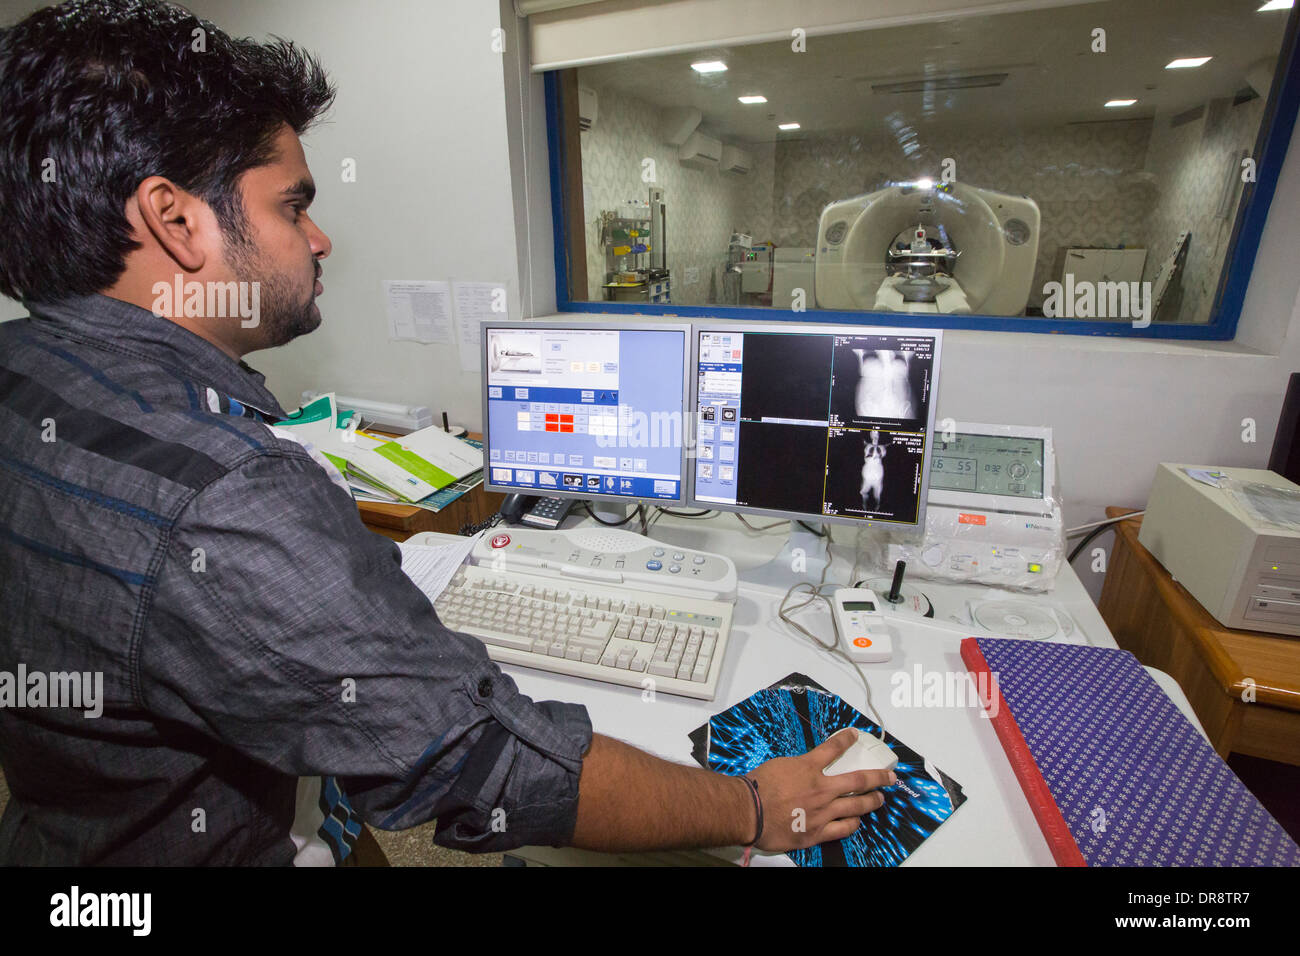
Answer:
[{"left": 433, "top": 562, "right": 734, "bottom": 700}]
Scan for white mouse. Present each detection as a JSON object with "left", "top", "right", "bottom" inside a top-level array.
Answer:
[{"left": 821, "top": 727, "right": 899, "bottom": 777}]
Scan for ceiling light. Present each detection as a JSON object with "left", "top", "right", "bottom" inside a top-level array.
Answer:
[
  {"left": 691, "top": 60, "right": 728, "bottom": 74},
  {"left": 1257, "top": 1, "right": 1293, "bottom": 11},
  {"left": 778, "top": 122, "right": 801, "bottom": 130},
  {"left": 738, "top": 95, "right": 767, "bottom": 104},
  {"left": 1105, "top": 99, "right": 1137, "bottom": 108},
  {"left": 1166, "top": 57, "right": 1212, "bottom": 69}
]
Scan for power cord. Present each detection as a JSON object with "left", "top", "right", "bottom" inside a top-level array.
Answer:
[
  {"left": 1067, "top": 511, "right": 1144, "bottom": 564},
  {"left": 581, "top": 502, "right": 644, "bottom": 528},
  {"left": 773, "top": 527, "right": 885, "bottom": 733}
]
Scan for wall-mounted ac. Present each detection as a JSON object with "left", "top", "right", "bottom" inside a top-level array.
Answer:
[
  {"left": 720, "top": 145, "right": 753, "bottom": 174},
  {"left": 660, "top": 106, "right": 702, "bottom": 146},
  {"left": 578, "top": 87, "right": 598, "bottom": 131},
  {"left": 679, "top": 130, "right": 721, "bottom": 168}
]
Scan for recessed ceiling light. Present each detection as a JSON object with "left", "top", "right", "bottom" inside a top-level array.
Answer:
[
  {"left": 1258, "top": 1, "right": 1293, "bottom": 11},
  {"left": 1166, "top": 57, "right": 1212, "bottom": 69},
  {"left": 1105, "top": 99, "right": 1137, "bottom": 108},
  {"left": 738, "top": 95, "right": 767, "bottom": 104},
  {"left": 691, "top": 60, "right": 728, "bottom": 74},
  {"left": 778, "top": 122, "right": 801, "bottom": 130}
]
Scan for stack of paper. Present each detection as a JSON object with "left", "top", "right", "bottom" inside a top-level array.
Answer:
[{"left": 276, "top": 394, "right": 483, "bottom": 504}]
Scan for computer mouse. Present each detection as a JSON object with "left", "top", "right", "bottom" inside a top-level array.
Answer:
[{"left": 821, "top": 727, "right": 899, "bottom": 776}]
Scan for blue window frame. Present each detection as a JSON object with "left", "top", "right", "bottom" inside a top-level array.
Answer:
[{"left": 544, "top": 12, "right": 1300, "bottom": 341}]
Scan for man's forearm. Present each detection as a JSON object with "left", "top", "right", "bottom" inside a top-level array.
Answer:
[{"left": 569, "top": 733, "right": 755, "bottom": 852}]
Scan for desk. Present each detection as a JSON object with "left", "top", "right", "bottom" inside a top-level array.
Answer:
[
  {"left": 1097, "top": 506, "right": 1300, "bottom": 766},
  {"left": 412, "top": 512, "right": 1203, "bottom": 866}
]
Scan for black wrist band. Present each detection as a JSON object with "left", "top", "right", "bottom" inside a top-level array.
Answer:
[{"left": 740, "top": 775, "right": 763, "bottom": 847}]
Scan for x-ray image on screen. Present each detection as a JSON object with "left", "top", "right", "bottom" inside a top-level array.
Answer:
[
  {"left": 693, "top": 325, "right": 941, "bottom": 528},
  {"left": 823, "top": 428, "right": 926, "bottom": 521},
  {"left": 829, "top": 335, "right": 935, "bottom": 432}
]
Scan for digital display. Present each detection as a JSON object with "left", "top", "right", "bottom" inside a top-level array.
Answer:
[
  {"left": 484, "top": 326, "right": 686, "bottom": 500},
  {"left": 694, "top": 327, "right": 940, "bottom": 526},
  {"left": 929, "top": 432, "right": 1044, "bottom": 499},
  {"left": 842, "top": 601, "right": 877, "bottom": 611}
]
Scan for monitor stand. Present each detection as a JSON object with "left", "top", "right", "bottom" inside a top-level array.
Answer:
[
  {"left": 736, "top": 521, "right": 836, "bottom": 590},
  {"left": 588, "top": 499, "right": 632, "bottom": 524}
]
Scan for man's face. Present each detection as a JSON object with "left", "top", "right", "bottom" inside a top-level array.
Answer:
[{"left": 221, "top": 126, "right": 331, "bottom": 350}]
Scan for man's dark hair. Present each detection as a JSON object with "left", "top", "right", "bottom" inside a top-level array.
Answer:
[{"left": 0, "top": 0, "right": 335, "bottom": 302}]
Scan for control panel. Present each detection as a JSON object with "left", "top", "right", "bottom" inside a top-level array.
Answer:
[{"left": 470, "top": 526, "right": 738, "bottom": 602}]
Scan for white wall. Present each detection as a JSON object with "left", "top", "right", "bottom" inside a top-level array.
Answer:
[{"left": 1, "top": 0, "right": 530, "bottom": 433}]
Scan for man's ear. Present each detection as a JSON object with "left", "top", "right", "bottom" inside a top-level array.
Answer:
[{"left": 131, "top": 176, "right": 209, "bottom": 273}]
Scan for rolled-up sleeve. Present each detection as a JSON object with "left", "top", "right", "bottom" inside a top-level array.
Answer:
[{"left": 139, "top": 445, "right": 592, "bottom": 851}]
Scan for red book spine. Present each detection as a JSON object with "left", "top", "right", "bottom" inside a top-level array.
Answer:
[{"left": 960, "top": 637, "right": 1087, "bottom": 867}]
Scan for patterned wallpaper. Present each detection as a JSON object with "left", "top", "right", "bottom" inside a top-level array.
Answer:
[
  {"left": 1141, "top": 95, "right": 1266, "bottom": 325},
  {"left": 579, "top": 83, "right": 773, "bottom": 306},
  {"left": 578, "top": 87, "right": 1267, "bottom": 322}
]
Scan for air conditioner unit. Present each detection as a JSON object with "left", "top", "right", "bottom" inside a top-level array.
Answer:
[
  {"left": 578, "top": 87, "right": 598, "bottom": 131},
  {"left": 660, "top": 106, "right": 701, "bottom": 146},
  {"left": 720, "top": 145, "right": 753, "bottom": 174},
  {"left": 679, "top": 130, "right": 721, "bottom": 168}
]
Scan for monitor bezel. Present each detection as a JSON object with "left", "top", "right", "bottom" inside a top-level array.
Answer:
[
  {"left": 687, "top": 321, "right": 944, "bottom": 530},
  {"left": 481, "top": 318, "right": 693, "bottom": 507}
]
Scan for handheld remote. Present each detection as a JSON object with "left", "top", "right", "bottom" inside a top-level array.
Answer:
[{"left": 832, "top": 587, "right": 894, "bottom": 663}]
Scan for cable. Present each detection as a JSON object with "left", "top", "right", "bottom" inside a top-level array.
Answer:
[
  {"left": 796, "top": 520, "right": 826, "bottom": 537},
  {"left": 655, "top": 507, "right": 715, "bottom": 518},
  {"left": 1067, "top": 511, "right": 1144, "bottom": 564},
  {"left": 580, "top": 502, "right": 642, "bottom": 527},
  {"left": 734, "top": 512, "right": 787, "bottom": 533},
  {"left": 772, "top": 529, "right": 885, "bottom": 733},
  {"left": 1066, "top": 510, "right": 1145, "bottom": 536}
]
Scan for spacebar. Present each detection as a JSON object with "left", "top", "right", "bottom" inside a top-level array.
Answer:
[{"left": 474, "top": 630, "right": 534, "bottom": 652}]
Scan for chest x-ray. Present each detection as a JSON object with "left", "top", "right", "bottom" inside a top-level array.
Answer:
[{"left": 852, "top": 348, "right": 917, "bottom": 419}]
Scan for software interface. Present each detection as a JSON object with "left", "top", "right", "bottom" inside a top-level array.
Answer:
[
  {"left": 694, "top": 328, "right": 940, "bottom": 524},
  {"left": 484, "top": 326, "right": 687, "bottom": 500},
  {"left": 930, "top": 432, "right": 1045, "bottom": 500}
]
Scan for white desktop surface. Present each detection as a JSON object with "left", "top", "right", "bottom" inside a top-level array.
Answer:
[{"left": 411, "top": 511, "right": 1205, "bottom": 866}]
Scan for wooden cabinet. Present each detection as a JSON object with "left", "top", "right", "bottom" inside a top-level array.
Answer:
[{"left": 1098, "top": 507, "right": 1300, "bottom": 765}]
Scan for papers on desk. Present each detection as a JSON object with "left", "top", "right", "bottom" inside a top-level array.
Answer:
[
  {"left": 398, "top": 532, "right": 481, "bottom": 603},
  {"left": 689, "top": 672, "right": 966, "bottom": 867}
]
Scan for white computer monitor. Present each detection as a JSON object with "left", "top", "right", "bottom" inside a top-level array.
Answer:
[
  {"left": 689, "top": 322, "right": 943, "bottom": 528},
  {"left": 481, "top": 320, "right": 692, "bottom": 505}
]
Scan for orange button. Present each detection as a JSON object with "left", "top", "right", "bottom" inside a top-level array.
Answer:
[{"left": 852, "top": 637, "right": 873, "bottom": 648}]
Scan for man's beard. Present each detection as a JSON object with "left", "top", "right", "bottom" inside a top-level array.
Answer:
[{"left": 223, "top": 234, "right": 320, "bottom": 349}]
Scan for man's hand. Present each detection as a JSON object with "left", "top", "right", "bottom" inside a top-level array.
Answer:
[{"left": 747, "top": 729, "right": 896, "bottom": 852}]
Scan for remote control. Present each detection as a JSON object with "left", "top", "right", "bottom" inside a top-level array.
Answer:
[{"left": 832, "top": 587, "right": 894, "bottom": 663}]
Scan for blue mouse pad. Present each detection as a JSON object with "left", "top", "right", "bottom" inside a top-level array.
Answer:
[{"left": 688, "top": 672, "right": 966, "bottom": 867}]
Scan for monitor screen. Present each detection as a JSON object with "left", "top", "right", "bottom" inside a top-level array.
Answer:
[
  {"left": 482, "top": 322, "right": 690, "bottom": 503},
  {"left": 691, "top": 324, "right": 942, "bottom": 527},
  {"left": 929, "top": 432, "right": 1046, "bottom": 500}
]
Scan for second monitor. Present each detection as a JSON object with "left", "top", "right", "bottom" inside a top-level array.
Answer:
[{"left": 691, "top": 324, "right": 943, "bottom": 528}]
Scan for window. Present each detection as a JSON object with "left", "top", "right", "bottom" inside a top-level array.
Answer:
[{"left": 545, "top": 0, "right": 1300, "bottom": 338}]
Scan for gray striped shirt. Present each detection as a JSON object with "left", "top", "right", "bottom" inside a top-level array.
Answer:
[{"left": 0, "top": 294, "right": 591, "bottom": 864}]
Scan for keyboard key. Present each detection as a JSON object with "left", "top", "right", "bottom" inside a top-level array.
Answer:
[{"left": 649, "top": 661, "right": 677, "bottom": 677}]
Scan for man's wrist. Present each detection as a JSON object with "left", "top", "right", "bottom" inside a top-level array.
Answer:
[{"left": 735, "top": 774, "right": 762, "bottom": 847}]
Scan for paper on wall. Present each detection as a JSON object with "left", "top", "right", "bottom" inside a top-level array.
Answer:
[
  {"left": 452, "top": 280, "right": 509, "bottom": 372},
  {"left": 384, "top": 280, "right": 453, "bottom": 344}
]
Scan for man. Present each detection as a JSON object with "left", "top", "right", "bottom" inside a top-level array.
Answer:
[{"left": 0, "top": 0, "right": 892, "bottom": 865}]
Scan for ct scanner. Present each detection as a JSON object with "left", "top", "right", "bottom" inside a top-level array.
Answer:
[{"left": 814, "top": 181, "right": 1040, "bottom": 316}]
